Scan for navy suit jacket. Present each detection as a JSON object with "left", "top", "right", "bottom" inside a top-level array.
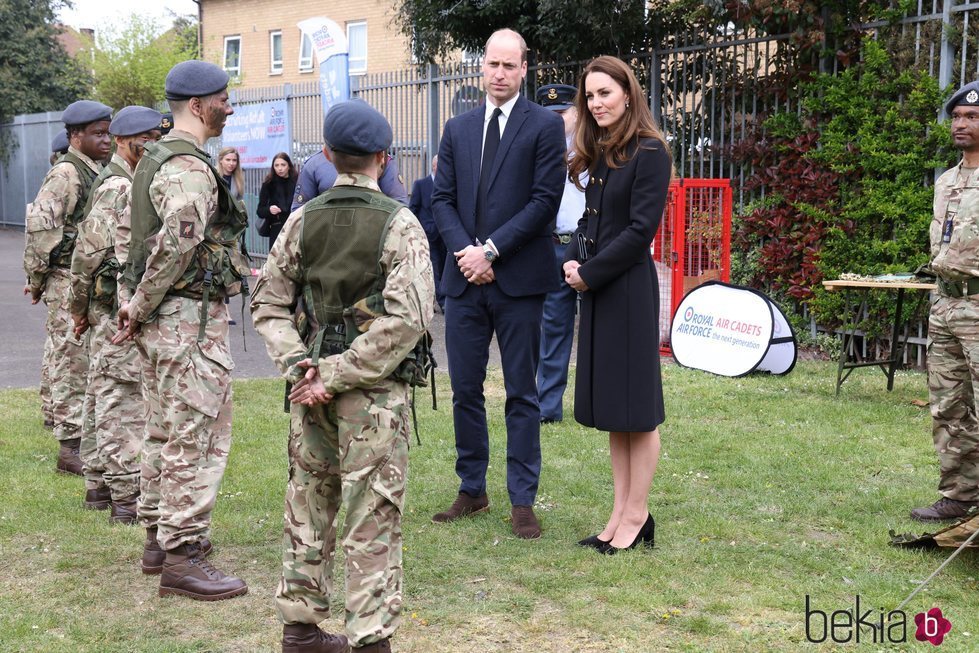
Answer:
[
  {"left": 432, "top": 95, "right": 566, "bottom": 298},
  {"left": 409, "top": 175, "right": 440, "bottom": 245}
]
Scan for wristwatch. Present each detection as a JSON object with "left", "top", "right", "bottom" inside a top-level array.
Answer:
[{"left": 482, "top": 244, "right": 498, "bottom": 263}]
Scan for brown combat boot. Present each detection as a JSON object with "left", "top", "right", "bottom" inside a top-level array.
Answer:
[
  {"left": 142, "top": 527, "right": 213, "bottom": 575},
  {"left": 281, "top": 623, "right": 350, "bottom": 653},
  {"left": 352, "top": 638, "right": 391, "bottom": 652},
  {"left": 159, "top": 541, "right": 247, "bottom": 601},
  {"left": 511, "top": 505, "right": 542, "bottom": 539},
  {"left": 910, "top": 497, "right": 979, "bottom": 522},
  {"left": 431, "top": 492, "right": 489, "bottom": 523},
  {"left": 56, "top": 437, "right": 82, "bottom": 476},
  {"left": 84, "top": 485, "right": 111, "bottom": 510},
  {"left": 109, "top": 492, "right": 139, "bottom": 525}
]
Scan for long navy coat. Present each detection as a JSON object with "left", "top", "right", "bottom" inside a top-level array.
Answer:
[{"left": 565, "top": 138, "right": 671, "bottom": 432}]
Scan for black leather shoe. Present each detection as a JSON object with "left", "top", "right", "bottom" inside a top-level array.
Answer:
[
  {"left": 597, "top": 513, "right": 655, "bottom": 555},
  {"left": 577, "top": 533, "right": 610, "bottom": 549}
]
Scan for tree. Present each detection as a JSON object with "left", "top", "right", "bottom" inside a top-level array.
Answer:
[
  {"left": 88, "top": 14, "right": 197, "bottom": 110},
  {"left": 398, "top": 0, "right": 653, "bottom": 64},
  {"left": 0, "top": 0, "right": 91, "bottom": 160}
]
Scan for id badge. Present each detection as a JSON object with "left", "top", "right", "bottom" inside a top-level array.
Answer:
[{"left": 943, "top": 218, "right": 954, "bottom": 243}]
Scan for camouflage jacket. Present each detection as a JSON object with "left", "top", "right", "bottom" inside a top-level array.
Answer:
[
  {"left": 68, "top": 154, "right": 134, "bottom": 317},
  {"left": 251, "top": 173, "right": 435, "bottom": 394},
  {"left": 931, "top": 162, "right": 979, "bottom": 280},
  {"left": 127, "top": 130, "right": 221, "bottom": 324},
  {"left": 23, "top": 146, "right": 102, "bottom": 295}
]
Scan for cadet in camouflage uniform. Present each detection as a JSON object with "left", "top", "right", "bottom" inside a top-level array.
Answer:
[
  {"left": 68, "top": 106, "right": 164, "bottom": 522},
  {"left": 912, "top": 81, "right": 979, "bottom": 521},
  {"left": 39, "top": 132, "right": 73, "bottom": 429},
  {"left": 252, "top": 100, "right": 434, "bottom": 653},
  {"left": 24, "top": 101, "right": 112, "bottom": 475},
  {"left": 115, "top": 61, "right": 247, "bottom": 600}
]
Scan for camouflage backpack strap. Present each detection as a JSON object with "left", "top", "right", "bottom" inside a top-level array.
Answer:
[
  {"left": 49, "top": 152, "right": 99, "bottom": 268},
  {"left": 86, "top": 161, "right": 132, "bottom": 310}
]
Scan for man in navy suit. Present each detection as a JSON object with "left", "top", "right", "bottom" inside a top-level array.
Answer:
[
  {"left": 409, "top": 155, "right": 445, "bottom": 311},
  {"left": 431, "top": 28, "right": 566, "bottom": 539}
]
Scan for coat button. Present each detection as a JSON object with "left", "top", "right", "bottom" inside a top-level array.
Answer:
[{"left": 598, "top": 178, "right": 604, "bottom": 185}]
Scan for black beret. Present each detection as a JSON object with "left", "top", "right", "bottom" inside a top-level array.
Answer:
[
  {"left": 536, "top": 84, "right": 577, "bottom": 111},
  {"left": 110, "top": 106, "right": 164, "bottom": 136},
  {"left": 62, "top": 100, "right": 112, "bottom": 127},
  {"left": 946, "top": 81, "right": 979, "bottom": 115},
  {"left": 165, "top": 60, "right": 229, "bottom": 101},
  {"left": 51, "top": 131, "right": 69, "bottom": 154},
  {"left": 323, "top": 100, "right": 393, "bottom": 155},
  {"left": 159, "top": 113, "right": 174, "bottom": 135}
]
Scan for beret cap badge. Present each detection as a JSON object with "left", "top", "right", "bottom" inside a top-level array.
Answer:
[{"left": 968, "top": 90, "right": 979, "bottom": 104}]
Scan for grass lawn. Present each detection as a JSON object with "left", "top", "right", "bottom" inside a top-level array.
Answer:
[{"left": 1, "top": 360, "right": 977, "bottom": 652}]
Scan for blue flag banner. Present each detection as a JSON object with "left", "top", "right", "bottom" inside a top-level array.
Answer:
[
  {"left": 222, "top": 100, "right": 290, "bottom": 169},
  {"left": 298, "top": 17, "right": 350, "bottom": 116}
]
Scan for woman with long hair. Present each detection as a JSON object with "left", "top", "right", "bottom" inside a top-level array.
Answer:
[
  {"left": 257, "top": 152, "right": 297, "bottom": 246},
  {"left": 564, "top": 55, "right": 673, "bottom": 554},
  {"left": 217, "top": 146, "right": 245, "bottom": 200}
]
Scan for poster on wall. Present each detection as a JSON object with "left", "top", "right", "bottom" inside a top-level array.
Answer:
[
  {"left": 670, "top": 281, "right": 797, "bottom": 377},
  {"left": 222, "top": 101, "right": 290, "bottom": 169},
  {"left": 297, "top": 17, "right": 350, "bottom": 116}
]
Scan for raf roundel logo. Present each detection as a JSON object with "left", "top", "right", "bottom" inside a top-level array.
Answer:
[
  {"left": 547, "top": 88, "right": 558, "bottom": 100},
  {"left": 684, "top": 306, "right": 694, "bottom": 321},
  {"left": 967, "top": 90, "right": 979, "bottom": 104}
]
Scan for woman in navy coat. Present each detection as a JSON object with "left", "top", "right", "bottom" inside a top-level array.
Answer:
[{"left": 564, "top": 55, "right": 672, "bottom": 554}]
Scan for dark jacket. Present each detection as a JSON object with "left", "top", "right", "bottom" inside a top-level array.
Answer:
[
  {"left": 258, "top": 175, "right": 297, "bottom": 245},
  {"left": 432, "top": 95, "right": 566, "bottom": 298},
  {"left": 564, "top": 139, "right": 672, "bottom": 432}
]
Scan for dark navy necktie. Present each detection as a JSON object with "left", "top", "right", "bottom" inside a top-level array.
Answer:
[{"left": 475, "top": 107, "right": 502, "bottom": 240}]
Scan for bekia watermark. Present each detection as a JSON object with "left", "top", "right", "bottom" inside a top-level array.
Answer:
[{"left": 805, "top": 595, "right": 951, "bottom": 645}]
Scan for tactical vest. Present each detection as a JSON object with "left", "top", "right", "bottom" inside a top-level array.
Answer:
[
  {"left": 84, "top": 160, "right": 131, "bottom": 307},
  {"left": 299, "top": 186, "right": 435, "bottom": 389},
  {"left": 123, "top": 138, "right": 248, "bottom": 305},
  {"left": 49, "top": 152, "right": 99, "bottom": 269}
]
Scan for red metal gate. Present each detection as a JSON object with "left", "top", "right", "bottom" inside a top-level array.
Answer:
[{"left": 652, "top": 179, "right": 733, "bottom": 354}]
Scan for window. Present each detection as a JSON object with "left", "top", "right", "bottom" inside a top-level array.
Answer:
[
  {"left": 347, "top": 21, "right": 367, "bottom": 75},
  {"left": 299, "top": 32, "right": 314, "bottom": 72},
  {"left": 223, "top": 36, "right": 241, "bottom": 76},
  {"left": 270, "top": 30, "right": 283, "bottom": 74}
]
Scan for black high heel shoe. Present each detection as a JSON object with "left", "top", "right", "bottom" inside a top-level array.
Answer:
[
  {"left": 577, "top": 533, "right": 610, "bottom": 549},
  {"left": 596, "top": 513, "right": 655, "bottom": 555}
]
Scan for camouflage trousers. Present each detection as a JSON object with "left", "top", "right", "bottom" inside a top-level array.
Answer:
[
  {"left": 40, "top": 329, "right": 53, "bottom": 422},
  {"left": 276, "top": 379, "right": 410, "bottom": 648},
  {"left": 43, "top": 270, "right": 91, "bottom": 442},
  {"left": 79, "top": 302, "right": 144, "bottom": 498},
  {"left": 928, "top": 295, "right": 979, "bottom": 502},
  {"left": 136, "top": 296, "right": 234, "bottom": 550}
]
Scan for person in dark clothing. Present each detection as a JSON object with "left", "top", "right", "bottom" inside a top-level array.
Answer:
[
  {"left": 409, "top": 155, "right": 445, "bottom": 311},
  {"left": 564, "top": 56, "right": 672, "bottom": 555},
  {"left": 257, "top": 152, "right": 297, "bottom": 247}
]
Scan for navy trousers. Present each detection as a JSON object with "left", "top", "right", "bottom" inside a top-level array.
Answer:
[
  {"left": 444, "top": 282, "right": 544, "bottom": 506},
  {"left": 537, "top": 241, "right": 577, "bottom": 422}
]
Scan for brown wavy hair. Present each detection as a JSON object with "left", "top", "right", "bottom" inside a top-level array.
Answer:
[{"left": 568, "top": 56, "right": 671, "bottom": 189}]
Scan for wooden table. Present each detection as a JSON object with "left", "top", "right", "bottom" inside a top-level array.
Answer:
[{"left": 822, "top": 279, "right": 936, "bottom": 394}]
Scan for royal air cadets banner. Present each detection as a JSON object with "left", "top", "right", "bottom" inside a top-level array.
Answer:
[
  {"left": 222, "top": 101, "right": 290, "bottom": 169},
  {"left": 671, "top": 281, "right": 797, "bottom": 377},
  {"left": 297, "top": 17, "right": 350, "bottom": 116}
]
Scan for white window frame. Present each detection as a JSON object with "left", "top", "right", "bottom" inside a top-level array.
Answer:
[
  {"left": 270, "top": 30, "right": 283, "bottom": 74},
  {"left": 299, "top": 31, "right": 314, "bottom": 72},
  {"left": 223, "top": 35, "right": 241, "bottom": 77},
  {"left": 347, "top": 21, "right": 367, "bottom": 75}
]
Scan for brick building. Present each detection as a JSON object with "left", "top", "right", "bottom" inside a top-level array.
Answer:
[{"left": 200, "top": 0, "right": 413, "bottom": 89}]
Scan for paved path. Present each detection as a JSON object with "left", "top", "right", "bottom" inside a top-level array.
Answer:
[{"left": 0, "top": 227, "right": 468, "bottom": 390}]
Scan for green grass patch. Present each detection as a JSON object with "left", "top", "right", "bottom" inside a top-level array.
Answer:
[{"left": 1, "top": 361, "right": 977, "bottom": 651}]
